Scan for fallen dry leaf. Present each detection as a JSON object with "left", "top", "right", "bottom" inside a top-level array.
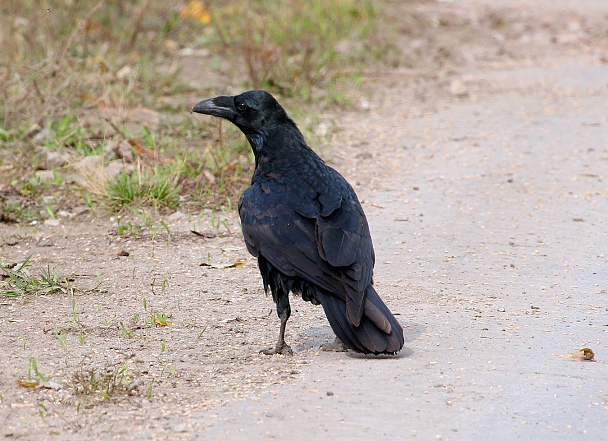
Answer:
[
  {"left": 191, "top": 230, "right": 219, "bottom": 239},
  {"left": 554, "top": 347, "right": 595, "bottom": 361},
  {"left": 154, "top": 317, "right": 173, "bottom": 327},
  {"left": 16, "top": 379, "right": 39, "bottom": 388},
  {"left": 201, "top": 262, "right": 245, "bottom": 269}
]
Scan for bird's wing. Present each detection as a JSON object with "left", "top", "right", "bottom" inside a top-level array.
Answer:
[
  {"left": 239, "top": 180, "right": 374, "bottom": 326},
  {"left": 315, "top": 192, "right": 374, "bottom": 325}
]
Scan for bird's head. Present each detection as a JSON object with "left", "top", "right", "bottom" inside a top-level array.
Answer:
[{"left": 191, "top": 90, "right": 289, "bottom": 134}]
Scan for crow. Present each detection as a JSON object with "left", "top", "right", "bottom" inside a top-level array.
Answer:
[{"left": 191, "top": 90, "right": 404, "bottom": 355}]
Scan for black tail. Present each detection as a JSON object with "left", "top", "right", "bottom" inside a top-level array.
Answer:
[{"left": 317, "top": 285, "right": 404, "bottom": 355}]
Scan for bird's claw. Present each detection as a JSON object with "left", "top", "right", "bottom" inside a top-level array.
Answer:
[{"left": 260, "top": 342, "right": 293, "bottom": 356}]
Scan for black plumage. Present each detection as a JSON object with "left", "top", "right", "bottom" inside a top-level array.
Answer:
[{"left": 191, "top": 90, "right": 404, "bottom": 355}]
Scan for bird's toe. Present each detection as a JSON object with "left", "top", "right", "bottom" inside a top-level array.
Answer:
[{"left": 260, "top": 342, "right": 293, "bottom": 356}]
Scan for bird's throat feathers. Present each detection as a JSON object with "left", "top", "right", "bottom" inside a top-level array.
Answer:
[
  {"left": 245, "top": 130, "right": 268, "bottom": 155},
  {"left": 245, "top": 121, "right": 315, "bottom": 172}
]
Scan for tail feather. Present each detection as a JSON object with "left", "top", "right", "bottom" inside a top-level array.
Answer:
[{"left": 317, "top": 285, "right": 404, "bottom": 355}]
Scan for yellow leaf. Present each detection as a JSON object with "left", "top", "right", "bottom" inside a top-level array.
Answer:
[
  {"left": 181, "top": 1, "right": 212, "bottom": 25},
  {"left": 208, "top": 262, "right": 245, "bottom": 269},
  {"left": 154, "top": 317, "right": 173, "bottom": 327},
  {"left": 554, "top": 347, "right": 595, "bottom": 361},
  {"left": 16, "top": 379, "right": 39, "bottom": 388}
]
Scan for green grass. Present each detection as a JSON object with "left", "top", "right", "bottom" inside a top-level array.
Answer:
[
  {"left": 71, "top": 363, "right": 139, "bottom": 401},
  {"left": 0, "top": 255, "right": 69, "bottom": 297},
  {"left": 104, "top": 162, "right": 182, "bottom": 211},
  {"left": 210, "top": 0, "right": 377, "bottom": 92},
  {"left": 0, "top": 0, "right": 384, "bottom": 220}
]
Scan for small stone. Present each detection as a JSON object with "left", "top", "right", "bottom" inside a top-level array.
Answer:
[
  {"left": 552, "top": 33, "right": 580, "bottom": 45},
  {"left": 105, "top": 160, "right": 127, "bottom": 178},
  {"left": 72, "top": 206, "right": 90, "bottom": 217},
  {"left": 178, "top": 47, "right": 210, "bottom": 57},
  {"left": 77, "top": 155, "right": 104, "bottom": 169},
  {"left": 204, "top": 170, "right": 215, "bottom": 184},
  {"left": 41, "top": 149, "right": 71, "bottom": 169},
  {"left": 104, "top": 140, "right": 118, "bottom": 160},
  {"left": 168, "top": 211, "right": 186, "bottom": 222},
  {"left": 104, "top": 140, "right": 134, "bottom": 162},
  {"left": 173, "top": 424, "right": 188, "bottom": 433},
  {"left": 32, "top": 128, "right": 53, "bottom": 143},
  {"left": 34, "top": 170, "right": 55, "bottom": 183},
  {"left": 314, "top": 122, "right": 330, "bottom": 137},
  {"left": 116, "top": 65, "right": 133, "bottom": 79},
  {"left": 127, "top": 108, "right": 161, "bottom": 128},
  {"left": 449, "top": 79, "right": 468, "bottom": 97},
  {"left": 117, "top": 140, "right": 134, "bottom": 162},
  {"left": 44, "top": 219, "right": 60, "bottom": 227}
]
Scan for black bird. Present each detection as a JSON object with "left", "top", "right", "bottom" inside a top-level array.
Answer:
[{"left": 191, "top": 90, "right": 404, "bottom": 355}]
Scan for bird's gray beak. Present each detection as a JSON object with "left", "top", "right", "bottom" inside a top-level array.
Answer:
[{"left": 190, "top": 96, "right": 236, "bottom": 120}]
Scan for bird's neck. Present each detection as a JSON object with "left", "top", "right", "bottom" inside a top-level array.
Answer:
[{"left": 246, "top": 123, "right": 321, "bottom": 177}]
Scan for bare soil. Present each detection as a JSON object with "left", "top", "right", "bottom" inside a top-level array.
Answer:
[{"left": 2, "top": 1, "right": 608, "bottom": 439}]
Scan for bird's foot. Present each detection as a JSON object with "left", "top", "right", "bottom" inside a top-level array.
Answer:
[
  {"left": 260, "top": 342, "right": 293, "bottom": 356},
  {"left": 321, "top": 337, "right": 348, "bottom": 352}
]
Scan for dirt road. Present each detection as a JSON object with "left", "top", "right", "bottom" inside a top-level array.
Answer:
[
  {"left": 1, "top": 1, "right": 607, "bottom": 440},
  {"left": 201, "top": 57, "right": 608, "bottom": 440},
  {"left": 200, "top": 5, "right": 608, "bottom": 440}
]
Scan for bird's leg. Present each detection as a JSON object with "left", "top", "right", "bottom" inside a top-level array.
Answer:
[
  {"left": 261, "top": 290, "right": 293, "bottom": 355},
  {"left": 321, "top": 336, "right": 348, "bottom": 352}
]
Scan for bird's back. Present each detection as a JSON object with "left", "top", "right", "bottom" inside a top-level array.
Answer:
[{"left": 239, "top": 152, "right": 404, "bottom": 354}]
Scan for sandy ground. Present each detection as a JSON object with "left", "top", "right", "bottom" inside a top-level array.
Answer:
[
  {"left": 202, "top": 55, "right": 608, "bottom": 441},
  {"left": 1, "top": 1, "right": 607, "bottom": 440}
]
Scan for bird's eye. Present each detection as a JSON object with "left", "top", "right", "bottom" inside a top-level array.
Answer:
[{"left": 236, "top": 101, "right": 248, "bottom": 112}]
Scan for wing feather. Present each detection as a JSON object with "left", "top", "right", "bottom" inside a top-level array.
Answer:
[{"left": 239, "top": 179, "right": 374, "bottom": 327}]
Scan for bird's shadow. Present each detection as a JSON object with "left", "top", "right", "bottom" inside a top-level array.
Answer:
[{"left": 296, "top": 319, "right": 424, "bottom": 359}]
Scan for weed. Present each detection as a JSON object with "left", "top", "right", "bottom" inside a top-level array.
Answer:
[
  {"left": 94, "top": 271, "right": 102, "bottom": 288},
  {"left": 0, "top": 255, "right": 68, "bottom": 297},
  {"left": 44, "top": 203, "right": 56, "bottom": 219},
  {"left": 117, "top": 218, "right": 140, "bottom": 238},
  {"left": 28, "top": 358, "right": 48, "bottom": 382},
  {"left": 54, "top": 325, "right": 67, "bottom": 348},
  {"left": 71, "top": 363, "right": 138, "bottom": 401},
  {"left": 152, "top": 311, "right": 172, "bottom": 327},
  {"left": 120, "top": 322, "right": 135, "bottom": 338},
  {"left": 146, "top": 379, "right": 155, "bottom": 398},
  {"left": 38, "top": 403, "right": 48, "bottom": 420},
  {"left": 210, "top": 211, "right": 231, "bottom": 233},
  {"left": 0, "top": 0, "right": 382, "bottom": 216},
  {"left": 209, "top": 0, "right": 376, "bottom": 93},
  {"left": 104, "top": 164, "right": 182, "bottom": 212},
  {"left": 71, "top": 297, "right": 79, "bottom": 324},
  {"left": 150, "top": 277, "right": 171, "bottom": 295}
]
